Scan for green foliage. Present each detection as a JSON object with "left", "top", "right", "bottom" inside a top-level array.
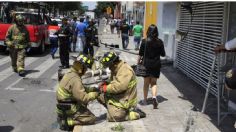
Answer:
[
  {"left": 111, "top": 123, "right": 125, "bottom": 132},
  {"left": 94, "top": 2, "right": 117, "bottom": 17}
]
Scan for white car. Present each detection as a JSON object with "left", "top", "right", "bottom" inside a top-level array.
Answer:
[{"left": 51, "top": 18, "right": 62, "bottom": 27}]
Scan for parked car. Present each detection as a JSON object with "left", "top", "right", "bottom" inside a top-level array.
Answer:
[
  {"left": 0, "top": 9, "right": 51, "bottom": 54},
  {"left": 51, "top": 18, "right": 62, "bottom": 27}
]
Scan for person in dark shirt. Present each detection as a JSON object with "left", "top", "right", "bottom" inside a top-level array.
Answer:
[
  {"left": 56, "top": 18, "right": 73, "bottom": 68},
  {"left": 120, "top": 20, "right": 130, "bottom": 49},
  {"left": 84, "top": 21, "right": 97, "bottom": 57},
  {"left": 137, "top": 24, "right": 166, "bottom": 109}
]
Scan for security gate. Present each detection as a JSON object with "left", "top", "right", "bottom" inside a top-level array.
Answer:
[{"left": 176, "top": 2, "right": 227, "bottom": 96}]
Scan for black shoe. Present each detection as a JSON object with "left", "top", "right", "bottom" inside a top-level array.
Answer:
[
  {"left": 152, "top": 98, "right": 158, "bottom": 109},
  {"left": 51, "top": 54, "right": 55, "bottom": 59},
  {"left": 134, "top": 108, "right": 146, "bottom": 118},
  {"left": 18, "top": 71, "right": 25, "bottom": 77}
]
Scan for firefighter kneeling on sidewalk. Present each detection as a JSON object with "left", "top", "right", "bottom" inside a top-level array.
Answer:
[
  {"left": 56, "top": 53, "right": 99, "bottom": 131},
  {"left": 97, "top": 51, "right": 146, "bottom": 122}
]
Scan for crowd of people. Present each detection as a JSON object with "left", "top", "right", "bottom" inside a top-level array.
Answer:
[{"left": 49, "top": 16, "right": 98, "bottom": 69}]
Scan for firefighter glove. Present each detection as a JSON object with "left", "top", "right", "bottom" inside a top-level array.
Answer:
[
  {"left": 99, "top": 81, "right": 107, "bottom": 93},
  {"left": 89, "top": 92, "right": 99, "bottom": 101}
]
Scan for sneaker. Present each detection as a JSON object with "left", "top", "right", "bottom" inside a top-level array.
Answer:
[
  {"left": 51, "top": 54, "right": 55, "bottom": 59},
  {"left": 152, "top": 98, "right": 158, "bottom": 109}
]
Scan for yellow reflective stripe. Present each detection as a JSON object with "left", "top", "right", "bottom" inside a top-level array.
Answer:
[
  {"left": 17, "top": 67, "right": 24, "bottom": 72},
  {"left": 57, "top": 86, "right": 72, "bottom": 99},
  {"left": 108, "top": 97, "right": 137, "bottom": 109},
  {"left": 67, "top": 118, "right": 74, "bottom": 126},
  {"left": 128, "top": 79, "right": 137, "bottom": 89}
]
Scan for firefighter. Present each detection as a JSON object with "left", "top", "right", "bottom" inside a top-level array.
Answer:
[
  {"left": 225, "top": 67, "right": 236, "bottom": 90},
  {"left": 56, "top": 17, "right": 72, "bottom": 69},
  {"left": 56, "top": 53, "right": 99, "bottom": 131},
  {"left": 84, "top": 21, "right": 98, "bottom": 57},
  {"left": 98, "top": 51, "right": 146, "bottom": 122},
  {"left": 5, "top": 14, "right": 30, "bottom": 77}
]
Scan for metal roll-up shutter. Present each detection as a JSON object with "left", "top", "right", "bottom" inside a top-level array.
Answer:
[{"left": 176, "top": 2, "right": 227, "bottom": 96}]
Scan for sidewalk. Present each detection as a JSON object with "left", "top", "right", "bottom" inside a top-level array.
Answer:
[{"left": 73, "top": 24, "right": 235, "bottom": 132}]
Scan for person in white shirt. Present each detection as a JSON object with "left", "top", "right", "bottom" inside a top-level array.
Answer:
[{"left": 214, "top": 38, "right": 236, "bottom": 53}]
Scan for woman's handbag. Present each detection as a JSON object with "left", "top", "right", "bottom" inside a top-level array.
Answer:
[
  {"left": 133, "top": 40, "right": 147, "bottom": 77},
  {"left": 133, "top": 63, "right": 147, "bottom": 77}
]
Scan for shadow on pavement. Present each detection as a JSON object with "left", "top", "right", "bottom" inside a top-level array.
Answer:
[
  {"left": 0, "top": 126, "right": 14, "bottom": 132},
  {"left": 25, "top": 70, "right": 40, "bottom": 76},
  {"left": 138, "top": 95, "right": 168, "bottom": 106},
  {"left": 161, "top": 64, "right": 236, "bottom": 132}
]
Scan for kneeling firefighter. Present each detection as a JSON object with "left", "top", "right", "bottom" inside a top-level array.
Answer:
[
  {"left": 98, "top": 51, "right": 146, "bottom": 122},
  {"left": 56, "top": 53, "right": 99, "bottom": 131}
]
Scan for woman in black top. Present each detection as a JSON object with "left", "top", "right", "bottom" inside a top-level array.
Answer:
[{"left": 137, "top": 24, "right": 166, "bottom": 109}]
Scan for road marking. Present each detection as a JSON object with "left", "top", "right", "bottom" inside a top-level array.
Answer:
[
  {"left": 6, "top": 87, "right": 25, "bottom": 91},
  {"left": 26, "top": 57, "right": 58, "bottom": 78},
  {"left": 0, "top": 56, "right": 10, "bottom": 66},
  {"left": 39, "top": 89, "right": 56, "bottom": 92},
  {"left": 0, "top": 57, "right": 37, "bottom": 82}
]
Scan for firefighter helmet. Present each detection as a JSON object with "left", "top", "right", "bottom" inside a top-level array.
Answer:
[
  {"left": 225, "top": 67, "right": 236, "bottom": 89},
  {"left": 100, "top": 51, "right": 119, "bottom": 68},
  {"left": 74, "top": 54, "right": 93, "bottom": 69},
  {"left": 15, "top": 14, "right": 24, "bottom": 22}
]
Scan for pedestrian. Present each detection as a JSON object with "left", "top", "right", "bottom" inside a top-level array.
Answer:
[
  {"left": 84, "top": 21, "right": 97, "bottom": 57},
  {"left": 5, "top": 14, "right": 30, "bottom": 77},
  {"left": 49, "top": 20, "right": 59, "bottom": 59},
  {"left": 132, "top": 21, "right": 143, "bottom": 50},
  {"left": 56, "top": 54, "right": 99, "bottom": 131},
  {"left": 137, "top": 24, "right": 166, "bottom": 109},
  {"left": 98, "top": 52, "right": 146, "bottom": 122},
  {"left": 56, "top": 17, "right": 72, "bottom": 69},
  {"left": 109, "top": 18, "right": 115, "bottom": 34},
  {"left": 120, "top": 20, "right": 130, "bottom": 49},
  {"left": 116, "top": 17, "right": 121, "bottom": 34},
  {"left": 75, "top": 18, "right": 87, "bottom": 53},
  {"left": 70, "top": 17, "right": 78, "bottom": 52},
  {"left": 129, "top": 19, "right": 134, "bottom": 36}
]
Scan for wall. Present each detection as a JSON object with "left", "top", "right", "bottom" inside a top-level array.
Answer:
[
  {"left": 144, "top": 2, "right": 158, "bottom": 38},
  {"left": 157, "top": 2, "right": 177, "bottom": 60}
]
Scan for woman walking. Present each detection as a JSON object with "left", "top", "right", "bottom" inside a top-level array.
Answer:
[{"left": 137, "top": 24, "right": 166, "bottom": 109}]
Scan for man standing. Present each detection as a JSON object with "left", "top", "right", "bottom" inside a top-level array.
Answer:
[
  {"left": 56, "top": 18, "right": 72, "bottom": 69},
  {"left": 70, "top": 17, "right": 78, "bottom": 52},
  {"left": 56, "top": 54, "right": 99, "bottom": 131},
  {"left": 120, "top": 20, "right": 130, "bottom": 49},
  {"left": 75, "top": 18, "right": 87, "bottom": 53},
  {"left": 5, "top": 14, "right": 30, "bottom": 76},
  {"left": 132, "top": 21, "right": 143, "bottom": 50},
  {"left": 84, "top": 21, "right": 97, "bottom": 57},
  {"left": 98, "top": 52, "right": 146, "bottom": 122}
]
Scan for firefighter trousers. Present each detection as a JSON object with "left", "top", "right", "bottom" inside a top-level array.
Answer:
[
  {"left": 97, "top": 94, "right": 141, "bottom": 122},
  {"left": 9, "top": 48, "right": 25, "bottom": 72}
]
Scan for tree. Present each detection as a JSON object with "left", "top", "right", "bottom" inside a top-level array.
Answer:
[
  {"left": 94, "top": 2, "right": 117, "bottom": 18},
  {"left": 46, "top": 2, "right": 85, "bottom": 17}
]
